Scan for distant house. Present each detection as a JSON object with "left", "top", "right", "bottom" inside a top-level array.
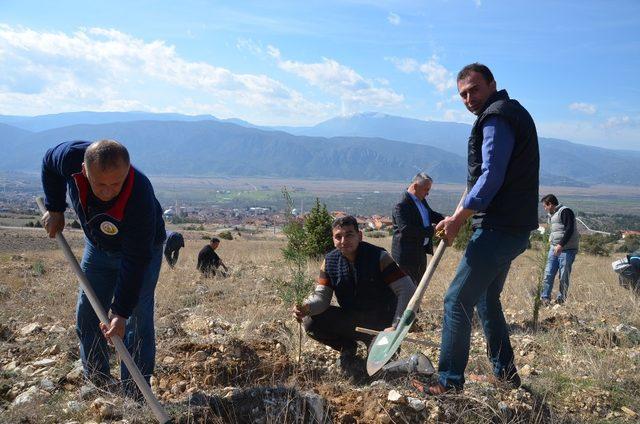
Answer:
[
  {"left": 622, "top": 230, "right": 640, "bottom": 239},
  {"left": 331, "top": 210, "right": 348, "bottom": 218}
]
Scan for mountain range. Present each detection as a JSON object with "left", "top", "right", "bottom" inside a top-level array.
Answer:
[{"left": 1, "top": 111, "right": 638, "bottom": 186}]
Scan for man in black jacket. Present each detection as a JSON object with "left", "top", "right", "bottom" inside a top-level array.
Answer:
[
  {"left": 197, "top": 237, "right": 228, "bottom": 277},
  {"left": 391, "top": 173, "right": 444, "bottom": 285}
]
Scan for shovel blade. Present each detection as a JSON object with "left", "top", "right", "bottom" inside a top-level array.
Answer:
[{"left": 366, "top": 310, "right": 415, "bottom": 376}]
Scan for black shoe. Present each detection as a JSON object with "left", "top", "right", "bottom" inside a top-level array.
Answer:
[{"left": 337, "top": 349, "right": 363, "bottom": 377}]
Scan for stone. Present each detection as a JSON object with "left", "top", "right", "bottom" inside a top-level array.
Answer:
[
  {"left": 65, "top": 400, "right": 84, "bottom": 413},
  {"left": 18, "top": 322, "right": 41, "bottom": 336},
  {"left": 303, "top": 392, "right": 325, "bottom": 422},
  {"left": 66, "top": 364, "right": 84, "bottom": 381},
  {"left": 520, "top": 364, "right": 533, "bottom": 377},
  {"left": 33, "top": 358, "right": 57, "bottom": 368},
  {"left": 11, "top": 385, "right": 49, "bottom": 407},
  {"left": 387, "top": 389, "right": 405, "bottom": 403},
  {"left": 3, "top": 360, "right": 18, "bottom": 371},
  {"left": 191, "top": 350, "right": 208, "bottom": 362},
  {"left": 621, "top": 406, "right": 637, "bottom": 417},
  {"left": 39, "top": 379, "right": 55, "bottom": 392},
  {"left": 91, "top": 397, "right": 120, "bottom": 420},
  {"left": 162, "top": 356, "right": 176, "bottom": 364},
  {"left": 79, "top": 384, "right": 98, "bottom": 400},
  {"left": 47, "top": 324, "right": 67, "bottom": 333},
  {"left": 407, "top": 396, "right": 425, "bottom": 411}
]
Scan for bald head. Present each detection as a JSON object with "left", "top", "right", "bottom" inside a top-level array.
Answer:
[{"left": 84, "top": 139, "right": 130, "bottom": 172}]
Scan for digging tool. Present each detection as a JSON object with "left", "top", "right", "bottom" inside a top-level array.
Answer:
[
  {"left": 36, "top": 197, "right": 171, "bottom": 424},
  {"left": 355, "top": 327, "right": 438, "bottom": 348},
  {"left": 365, "top": 231, "right": 448, "bottom": 375}
]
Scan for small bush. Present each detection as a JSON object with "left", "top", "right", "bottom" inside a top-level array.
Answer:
[
  {"left": 218, "top": 230, "right": 233, "bottom": 240},
  {"left": 31, "top": 261, "right": 45, "bottom": 276},
  {"left": 367, "top": 231, "right": 387, "bottom": 238},
  {"left": 581, "top": 234, "right": 612, "bottom": 256}
]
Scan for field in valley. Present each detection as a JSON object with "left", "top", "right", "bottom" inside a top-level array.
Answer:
[{"left": 1, "top": 225, "right": 639, "bottom": 423}]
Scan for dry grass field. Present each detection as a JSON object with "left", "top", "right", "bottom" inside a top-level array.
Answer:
[{"left": 1, "top": 225, "right": 639, "bottom": 423}]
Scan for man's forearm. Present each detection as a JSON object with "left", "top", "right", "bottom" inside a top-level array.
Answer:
[{"left": 304, "top": 285, "right": 333, "bottom": 316}]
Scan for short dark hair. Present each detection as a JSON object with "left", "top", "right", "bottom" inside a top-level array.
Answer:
[
  {"left": 540, "top": 194, "right": 559, "bottom": 206},
  {"left": 457, "top": 63, "right": 494, "bottom": 84},
  {"left": 84, "top": 139, "right": 130, "bottom": 171},
  {"left": 210, "top": 237, "right": 220, "bottom": 244},
  {"left": 332, "top": 215, "right": 358, "bottom": 232}
]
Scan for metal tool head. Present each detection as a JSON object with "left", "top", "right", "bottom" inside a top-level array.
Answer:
[{"left": 366, "top": 309, "right": 415, "bottom": 376}]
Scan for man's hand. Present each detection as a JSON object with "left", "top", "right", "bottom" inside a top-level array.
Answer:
[
  {"left": 553, "top": 244, "right": 563, "bottom": 256},
  {"left": 436, "top": 216, "right": 464, "bottom": 246},
  {"left": 42, "top": 211, "right": 65, "bottom": 238},
  {"left": 292, "top": 304, "right": 310, "bottom": 322},
  {"left": 436, "top": 208, "right": 474, "bottom": 246},
  {"left": 99, "top": 314, "right": 126, "bottom": 344}
]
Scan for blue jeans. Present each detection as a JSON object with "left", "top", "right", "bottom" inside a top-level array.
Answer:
[
  {"left": 438, "top": 228, "right": 529, "bottom": 389},
  {"left": 541, "top": 247, "right": 577, "bottom": 302},
  {"left": 77, "top": 238, "right": 162, "bottom": 389}
]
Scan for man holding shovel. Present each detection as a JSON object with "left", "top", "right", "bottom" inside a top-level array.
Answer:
[
  {"left": 41, "top": 139, "right": 165, "bottom": 397},
  {"left": 429, "top": 63, "right": 539, "bottom": 394},
  {"left": 292, "top": 216, "right": 416, "bottom": 376}
]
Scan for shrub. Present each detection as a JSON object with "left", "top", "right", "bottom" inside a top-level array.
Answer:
[
  {"left": 218, "top": 230, "right": 233, "bottom": 240},
  {"left": 303, "top": 199, "right": 333, "bottom": 258},
  {"left": 581, "top": 234, "right": 612, "bottom": 256}
]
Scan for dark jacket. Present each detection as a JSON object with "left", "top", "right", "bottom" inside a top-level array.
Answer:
[
  {"left": 165, "top": 231, "right": 185, "bottom": 252},
  {"left": 391, "top": 192, "right": 444, "bottom": 265},
  {"left": 323, "top": 242, "right": 397, "bottom": 313},
  {"left": 467, "top": 90, "right": 539, "bottom": 232},
  {"left": 197, "top": 245, "right": 221, "bottom": 275},
  {"left": 42, "top": 140, "right": 165, "bottom": 318}
]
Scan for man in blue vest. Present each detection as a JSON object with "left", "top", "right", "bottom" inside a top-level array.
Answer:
[
  {"left": 41, "top": 139, "right": 165, "bottom": 396},
  {"left": 540, "top": 194, "right": 580, "bottom": 305},
  {"left": 292, "top": 216, "right": 416, "bottom": 376},
  {"left": 429, "top": 63, "right": 539, "bottom": 394}
]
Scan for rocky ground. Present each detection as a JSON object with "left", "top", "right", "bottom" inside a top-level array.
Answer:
[{"left": 1, "top": 227, "right": 639, "bottom": 423}]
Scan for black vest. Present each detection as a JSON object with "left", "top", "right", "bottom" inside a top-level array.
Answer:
[
  {"left": 324, "top": 242, "right": 395, "bottom": 313},
  {"left": 468, "top": 89, "right": 539, "bottom": 232}
]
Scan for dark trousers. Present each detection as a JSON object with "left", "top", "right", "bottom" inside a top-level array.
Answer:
[
  {"left": 303, "top": 305, "right": 394, "bottom": 352},
  {"left": 164, "top": 247, "right": 180, "bottom": 268},
  {"left": 398, "top": 255, "right": 426, "bottom": 286}
]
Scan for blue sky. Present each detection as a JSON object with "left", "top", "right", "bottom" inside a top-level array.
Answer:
[{"left": 1, "top": 0, "right": 638, "bottom": 149}]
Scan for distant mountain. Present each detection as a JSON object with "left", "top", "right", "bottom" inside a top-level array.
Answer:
[
  {"left": 1, "top": 111, "right": 638, "bottom": 186},
  {"left": 272, "top": 112, "right": 471, "bottom": 156},
  {"left": 1, "top": 120, "right": 466, "bottom": 182},
  {"left": 0, "top": 111, "right": 218, "bottom": 132},
  {"left": 272, "top": 112, "right": 640, "bottom": 186}
]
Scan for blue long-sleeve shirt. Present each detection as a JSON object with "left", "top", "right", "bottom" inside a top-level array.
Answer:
[
  {"left": 42, "top": 140, "right": 166, "bottom": 318},
  {"left": 463, "top": 116, "right": 515, "bottom": 211}
]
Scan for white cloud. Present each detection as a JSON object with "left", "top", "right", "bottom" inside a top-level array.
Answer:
[
  {"left": 569, "top": 102, "right": 596, "bottom": 115},
  {"left": 418, "top": 56, "right": 455, "bottom": 92},
  {"left": 0, "top": 25, "right": 329, "bottom": 124},
  {"left": 387, "top": 55, "right": 455, "bottom": 92},
  {"left": 236, "top": 38, "right": 263, "bottom": 56},
  {"left": 604, "top": 115, "right": 638, "bottom": 128},
  {"left": 538, "top": 117, "right": 640, "bottom": 150},
  {"left": 385, "top": 56, "right": 419, "bottom": 73},
  {"left": 269, "top": 45, "right": 404, "bottom": 109},
  {"left": 387, "top": 12, "right": 401, "bottom": 26},
  {"left": 473, "top": 0, "right": 482, "bottom": 7}
]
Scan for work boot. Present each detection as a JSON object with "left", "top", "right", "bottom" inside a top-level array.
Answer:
[{"left": 336, "top": 348, "right": 364, "bottom": 378}]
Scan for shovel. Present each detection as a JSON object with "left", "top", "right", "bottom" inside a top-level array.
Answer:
[
  {"left": 365, "top": 231, "right": 448, "bottom": 375},
  {"left": 36, "top": 197, "right": 171, "bottom": 423}
]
